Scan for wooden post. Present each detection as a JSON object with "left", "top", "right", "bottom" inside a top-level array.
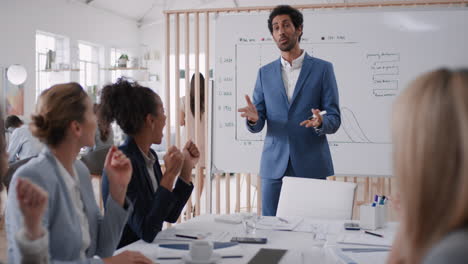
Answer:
[
  {"left": 246, "top": 173, "right": 251, "bottom": 212},
  {"left": 225, "top": 173, "right": 231, "bottom": 214},
  {"left": 235, "top": 173, "right": 241, "bottom": 212},
  {"left": 216, "top": 173, "right": 221, "bottom": 214}
]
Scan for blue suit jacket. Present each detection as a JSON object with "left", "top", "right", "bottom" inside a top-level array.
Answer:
[
  {"left": 102, "top": 137, "right": 194, "bottom": 248},
  {"left": 247, "top": 53, "right": 340, "bottom": 179},
  {"left": 6, "top": 148, "right": 130, "bottom": 263}
]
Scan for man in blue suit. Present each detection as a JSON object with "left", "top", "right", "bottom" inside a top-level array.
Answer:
[{"left": 238, "top": 5, "right": 341, "bottom": 216}]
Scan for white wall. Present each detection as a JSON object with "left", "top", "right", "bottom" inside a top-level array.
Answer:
[{"left": 0, "top": 0, "right": 140, "bottom": 118}]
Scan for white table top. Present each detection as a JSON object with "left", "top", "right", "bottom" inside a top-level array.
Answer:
[{"left": 117, "top": 214, "right": 398, "bottom": 264}]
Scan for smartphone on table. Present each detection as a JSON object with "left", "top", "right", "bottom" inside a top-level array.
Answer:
[{"left": 231, "top": 237, "right": 268, "bottom": 244}]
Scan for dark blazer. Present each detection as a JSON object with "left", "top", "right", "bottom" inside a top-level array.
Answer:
[
  {"left": 102, "top": 137, "right": 193, "bottom": 248},
  {"left": 247, "top": 53, "right": 341, "bottom": 179}
]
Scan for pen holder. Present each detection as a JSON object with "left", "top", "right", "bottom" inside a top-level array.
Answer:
[{"left": 359, "top": 204, "right": 387, "bottom": 230}]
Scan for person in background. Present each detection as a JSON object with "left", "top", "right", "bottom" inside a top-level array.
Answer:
[
  {"left": 81, "top": 103, "right": 115, "bottom": 155},
  {"left": 100, "top": 78, "right": 199, "bottom": 248},
  {"left": 1, "top": 109, "right": 49, "bottom": 264},
  {"left": 387, "top": 69, "right": 468, "bottom": 264},
  {"left": 5, "top": 115, "right": 43, "bottom": 163},
  {"left": 6, "top": 82, "right": 153, "bottom": 264},
  {"left": 180, "top": 73, "right": 206, "bottom": 199},
  {"left": 5, "top": 115, "right": 23, "bottom": 133},
  {"left": 93, "top": 103, "right": 114, "bottom": 151}
]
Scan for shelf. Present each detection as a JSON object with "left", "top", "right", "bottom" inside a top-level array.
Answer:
[
  {"left": 40, "top": 69, "right": 80, "bottom": 72},
  {"left": 102, "top": 67, "right": 148, "bottom": 71}
]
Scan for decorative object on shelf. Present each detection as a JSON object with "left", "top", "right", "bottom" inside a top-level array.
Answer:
[
  {"left": 118, "top": 54, "right": 129, "bottom": 67},
  {"left": 6, "top": 65, "right": 27, "bottom": 85},
  {"left": 4, "top": 64, "right": 26, "bottom": 115},
  {"left": 45, "top": 50, "right": 56, "bottom": 70}
]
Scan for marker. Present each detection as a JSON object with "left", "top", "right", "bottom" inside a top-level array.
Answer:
[
  {"left": 379, "top": 196, "right": 386, "bottom": 205},
  {"left": 308, "top": 110, "right": 327, "bottom": 120},
  {"left": 277, "top": 217, "right": 289, "bottom": 224},
  {"left": 364, "top": 231, "right": 383, "bottom": 238}
]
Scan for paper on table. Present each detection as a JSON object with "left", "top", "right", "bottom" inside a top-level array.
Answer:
[
  {"left": 156, "top": 243, "right": 244, "bottom": 260},
  {"left": 214, "top": 214, "right": 243, "bottom": 224},
  {"left": 155, "top": 228, "right": 232, "bottom": 242},
  {"left": 256, "top": 216, "right": 303, "bottom": 231},
  {"left": 336, "top": 233, "right": 394, "bottom": 247}
]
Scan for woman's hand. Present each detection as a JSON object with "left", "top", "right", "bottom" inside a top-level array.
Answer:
[
  {"left": 161, "top": 146, "right": 184, "bottom": 190},
  {"left": 183, "top": 140, "right": 200, "bottom": 169},
  {"left": 179, "top": 140, "right": 200, "bottom": 183},
  {"left": 16, "top": 178, "right": 48, "bottom": 240},
  {"left": 105, "top": 146, "right": 132, "bottom": 207},
  {"left": 103, "top": 251, "right": 153, "bottom": 264}
]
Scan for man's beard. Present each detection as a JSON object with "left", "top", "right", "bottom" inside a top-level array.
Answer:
[{"left": 277, "top": 38, "right": 297, "bottom": 52}]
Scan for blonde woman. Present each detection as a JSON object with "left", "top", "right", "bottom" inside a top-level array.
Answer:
[
  {"left": 388, "top": 69, "right": 468, "bottom": 264},
  {"left": 6, "top": 83, "right": 152, "bottom": 263}
]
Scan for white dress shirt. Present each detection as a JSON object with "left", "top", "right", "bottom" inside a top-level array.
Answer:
[
  {"left": 139, "top": 147, "right": 159, "bottom": 193},
  {"left": 54, "top": 157, "right": 91, "bottom": 259},
  {"left": 280, "top": 50, "right": 305, "bottom": 102},
  {"left": 7, "top": 124, "right": 43, "bottom": 163}
]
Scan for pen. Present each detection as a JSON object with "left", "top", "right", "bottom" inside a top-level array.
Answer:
[
  {"left": 175, "top": 234, "right": 198, "bottom": 239},
  {"left": 157, "top": 255, "right": 243, "bottom": 260},
  {"left": 364, "top": 231, "right": 383, "bottom": 238},
  {"left": 278, "top": 217, "right": 289, "bottom": 224},
  {"left": 308, "top": 110, "right": 327, "bottom": 120}
]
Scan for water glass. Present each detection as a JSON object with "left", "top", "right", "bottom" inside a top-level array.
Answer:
[{"left": 242, "top": 213, "right": 259, "bottom": 236}]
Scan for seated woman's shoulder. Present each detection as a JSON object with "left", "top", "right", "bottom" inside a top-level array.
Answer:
[{"left": 423, "top": 228, "right": 468, "bottom": 264}]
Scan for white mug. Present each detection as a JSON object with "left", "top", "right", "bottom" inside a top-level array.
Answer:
[{"left": 189, "top": 240, "right": 213, "bottom": 261}]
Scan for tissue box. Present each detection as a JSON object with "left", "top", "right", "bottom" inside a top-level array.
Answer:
[{"left": 359, "top": 204, "right": 387, "bottom": 230}]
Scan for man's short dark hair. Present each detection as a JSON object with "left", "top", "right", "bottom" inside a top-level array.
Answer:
[
  {"left": 268, "top": 5, "right": 304, "bottom": 42},
  {"left": 5, "top": 115, "right": 23, "bottom": 129}
]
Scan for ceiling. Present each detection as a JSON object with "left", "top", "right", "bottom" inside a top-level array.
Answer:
[{"left": 73, "top": 0, "right": 329, "bottom": 27}]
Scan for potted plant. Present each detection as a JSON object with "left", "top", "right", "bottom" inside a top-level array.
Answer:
[{"left": 118, "top": 54, "right": 129, "bottom": 68}]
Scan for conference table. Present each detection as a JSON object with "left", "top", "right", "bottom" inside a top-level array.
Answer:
[{"left": 117, "top": 214, "right": 397, "bottom": 264}]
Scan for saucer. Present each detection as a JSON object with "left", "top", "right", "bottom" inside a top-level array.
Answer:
[{"left": 182, "top": 252, "right": 221, "bottom": 264}]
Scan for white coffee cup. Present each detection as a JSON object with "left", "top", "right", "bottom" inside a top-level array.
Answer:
[{"left": 189, "top": 240, "right": 213, "bottom": 261}]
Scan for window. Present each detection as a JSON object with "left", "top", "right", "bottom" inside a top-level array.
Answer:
[
  {"left": 35, "top": 31, "right": 70, "bottom": 100},
  {"left": 110, "top": 48, "right": 126, "bottom": 82},
  {"left": 79, "top": 42, "right": 102, "bottom": 101}
]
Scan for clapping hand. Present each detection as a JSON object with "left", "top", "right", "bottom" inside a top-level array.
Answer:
[
  {"left": 16, "top": 178, "right": 48, "bottom": 240},
  {"left": 161, "top": 146, "right": 184, "bottom": 190},
  {"left": 104, "top": 146, "right": 132, "bottom": 207},
  {"left": 182, "top": 140, "right": 200, "bottom": 169}
]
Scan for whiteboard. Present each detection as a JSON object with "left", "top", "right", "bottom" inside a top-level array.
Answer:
[{"left": 212, "top": 8, "right": 468, "bottom": 176}]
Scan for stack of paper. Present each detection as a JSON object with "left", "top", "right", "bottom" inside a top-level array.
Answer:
[
  {"left": 256, "top": 216, "right": 303, "bottom": 231},
  {"left": 336, "top": 233, "right": 393, "bottom": 248},
  {"left": 156, "top": 243, "right": 243, "bottom": 261}
]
